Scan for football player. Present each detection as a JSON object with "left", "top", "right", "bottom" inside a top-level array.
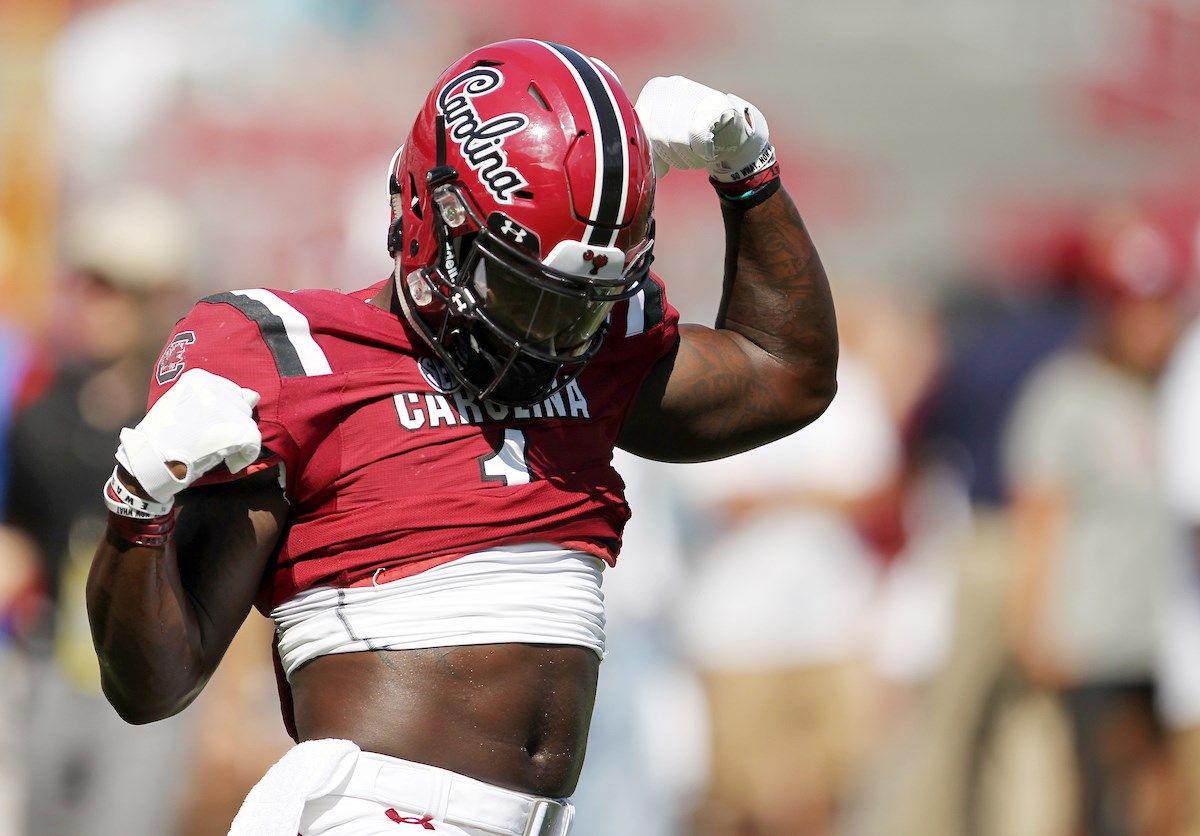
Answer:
[{"left": 87, "top": 40, "right": 837, "bottom": 835}]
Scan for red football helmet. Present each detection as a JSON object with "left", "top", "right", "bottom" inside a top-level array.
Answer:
[{"left": 389, "top": 39, "right": 655, "bottom": 405}]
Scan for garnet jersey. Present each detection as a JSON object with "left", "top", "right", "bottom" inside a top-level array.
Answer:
[{"left": 147, "top": 278, "right": 678, "bottom": 612}]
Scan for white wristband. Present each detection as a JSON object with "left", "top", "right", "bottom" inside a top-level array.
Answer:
[{"left": 103, "top": 468, "right": 175, "bottom": 519}]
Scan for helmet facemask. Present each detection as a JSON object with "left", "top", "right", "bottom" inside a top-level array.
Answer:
[{"left": 398, "top": 167, "right": 653, "bottom": 406}]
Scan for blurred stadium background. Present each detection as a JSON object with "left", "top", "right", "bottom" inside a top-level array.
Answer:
[{"left": 2, "top": 0, "right": 1200, "bottom": 833}]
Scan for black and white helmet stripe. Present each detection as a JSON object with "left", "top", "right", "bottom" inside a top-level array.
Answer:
[{"left": 535, "top": 40, "right": 629, "bottom": 249}]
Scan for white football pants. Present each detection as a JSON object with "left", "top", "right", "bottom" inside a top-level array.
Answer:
[{"left": 229, "top": 739, "right": 575, "bottom": 836}]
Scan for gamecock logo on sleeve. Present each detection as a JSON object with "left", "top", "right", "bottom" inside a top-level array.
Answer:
[{"left": 155, "top": 331, "right": 195, "bottom": 385}]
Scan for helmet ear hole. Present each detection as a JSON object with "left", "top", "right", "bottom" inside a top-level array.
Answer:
[
  {"left": 407, "top": 172, "right": 423, "bottom": 220},
  {"left": 387, "top": 217, "right": 403, "bottom": 257}
]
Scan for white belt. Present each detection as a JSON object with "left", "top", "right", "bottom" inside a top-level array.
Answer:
[{"left": 343, "top": 752, "right": 574, "bottom": 836}]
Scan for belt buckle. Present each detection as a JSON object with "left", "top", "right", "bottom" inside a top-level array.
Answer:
[{"left": 523, "top": 799, "right": 572, "bottom": 836}]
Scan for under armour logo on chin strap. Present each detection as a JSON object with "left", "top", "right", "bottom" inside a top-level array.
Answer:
[{"left": 385, "top": 808, "right": 437, "bottom": 829}]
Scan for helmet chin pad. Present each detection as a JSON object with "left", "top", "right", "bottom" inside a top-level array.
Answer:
[{"left": 450, "top": 326, "right": 564, "bottom": 405}]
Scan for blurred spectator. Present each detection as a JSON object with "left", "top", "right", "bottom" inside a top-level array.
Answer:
[
  {"left": 0, "top": 325, "right": 35, "bottom": 836},
  {"left": 1004, "top": 207, "right": 1189, "bottom": 836},
  {"left": 2, "top": 185, "right": 196, "bottom": 836},
  {"left": 836, "top": 287, "right": 951, "bottom": 695},
  {"left": 674, "top": 352, "right": 900, "bottom": 835},
  {"left": 571, "top": 451, "right": 707, "bottom": 836},
  {"left": 878, "top": 259, "right": 1085, "bottom": 836},
  {"left": 1155, "top": 227, "right": 1200, "bottom": 836},
  {"left": 0, "top": 326, "right": 28, "bottom": 513},
  {"left": 924, "top": 277, "right": 1083, "bottom": 510}
]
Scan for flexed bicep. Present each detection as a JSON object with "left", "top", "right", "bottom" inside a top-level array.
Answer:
[
  {"left": 619, "top": 77, "right": 837, "bottom": 463},
  {"left": 618, "top": 321, "right": 826, "bottom": 462}
]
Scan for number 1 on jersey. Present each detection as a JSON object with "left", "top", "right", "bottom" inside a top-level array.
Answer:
[{"left": 479, "top": 428, "right": 532, "bottom": 486}]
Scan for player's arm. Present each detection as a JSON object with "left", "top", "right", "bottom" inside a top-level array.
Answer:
[
  {"left": 1006, "top": 482, "right": 1075, "bottom": 687},
  {"left": 619, "top": 77, "right": 838, "bottom": 462},
  {"left": 87, "top": 368, "right": 282, "bottom": 724},
  {"left": 1001, "top": 366, "right": 1082, "bottom": 687}
]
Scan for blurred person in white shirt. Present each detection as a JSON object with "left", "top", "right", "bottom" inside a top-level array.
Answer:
[
  {"left": 675, "top": 352, "right": 900, "bottom": 835},
  {"left": 1005, "top": 205, "right": 1189, "bottom": 836},
  {"left": 1155, "top": 208, "right": 1200, "bottom": 836},
  {"left": 570, "top": 451, "right": 707, "bottom": 836}
]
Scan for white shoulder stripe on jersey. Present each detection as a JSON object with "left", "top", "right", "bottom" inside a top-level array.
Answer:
[
  {"left": 626, "top": 289, "right": 647, "bottom": 337},
  {"left": 232, "top": 289, "right": 332, "bottom": 376}
]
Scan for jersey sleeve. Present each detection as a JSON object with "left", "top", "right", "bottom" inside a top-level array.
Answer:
[
  {"left": 615, "top": 271, "right": 680, "bottom": 374},
  {"left": 602, "top": 271, "right": 680, "bottom": 426},
  {"left": 147, "top": 297, "right": 298, "bottom": 483}
]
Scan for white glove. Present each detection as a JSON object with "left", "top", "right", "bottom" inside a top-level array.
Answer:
[
  {"left": 634, "top": 75, "right": 774, "bottom": 182},
  {"left": 116, "top": 368, "right": 262, "bottom": 504}
]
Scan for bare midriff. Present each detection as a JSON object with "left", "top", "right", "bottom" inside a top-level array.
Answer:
[{"left": 289, "top": 643, "right": 599, "bottom": 798}]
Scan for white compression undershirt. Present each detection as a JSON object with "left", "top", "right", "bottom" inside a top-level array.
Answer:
[{"left": 270, "top": 543, "right": 607, "bottom": 681}]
